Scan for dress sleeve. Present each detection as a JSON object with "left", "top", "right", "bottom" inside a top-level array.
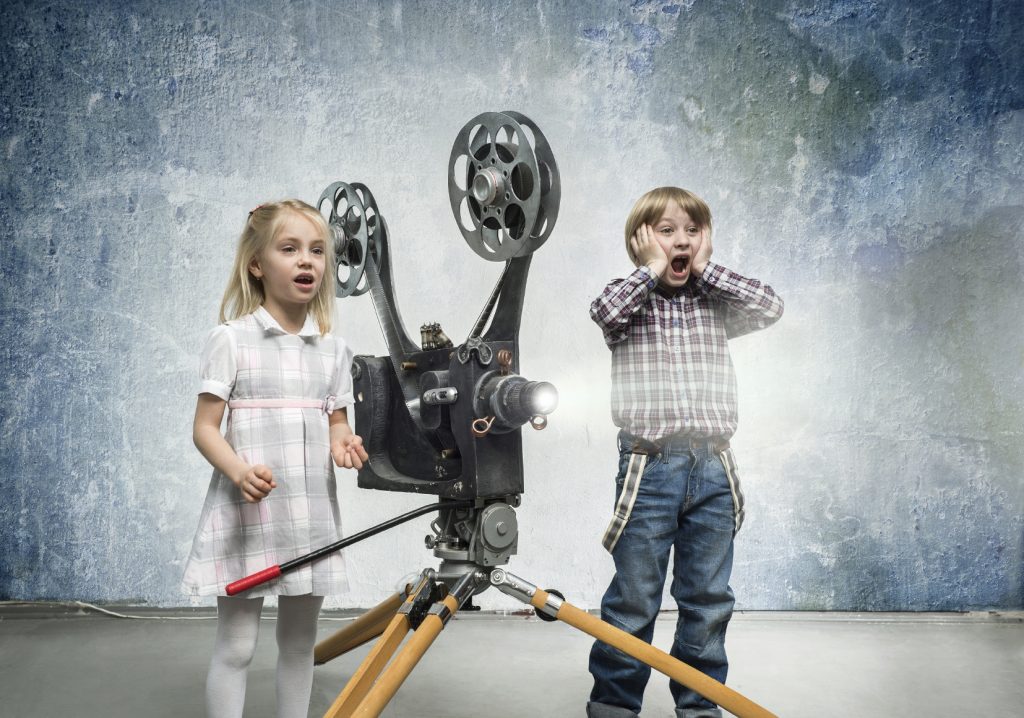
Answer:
[
  {"left": 329, "top": 337, "right": 356, "bottom": 410},
  {"left": 198, "top": 325, "right": 237, "bottom": 401}
]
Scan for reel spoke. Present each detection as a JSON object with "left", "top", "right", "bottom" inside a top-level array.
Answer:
[{"left": 503, "top": 110, "right": 560, "bottom": 250}]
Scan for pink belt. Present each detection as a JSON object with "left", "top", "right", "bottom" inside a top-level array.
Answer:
[{"left": 228, "top": 395, "right": 337, "bottom": 414}]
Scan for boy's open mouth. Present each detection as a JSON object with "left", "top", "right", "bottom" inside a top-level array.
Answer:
[{"left": 671, "top": 256, "right": 689, "bottom": 275}]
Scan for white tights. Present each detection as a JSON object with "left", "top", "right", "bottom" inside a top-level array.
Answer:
[{"left": 206, "top": 594, "right": 325, "bottom": 718}]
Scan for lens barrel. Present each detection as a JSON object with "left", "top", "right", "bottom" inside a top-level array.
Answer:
[{"left": 490, "top": 377, "right": 558, "bottom": 430}]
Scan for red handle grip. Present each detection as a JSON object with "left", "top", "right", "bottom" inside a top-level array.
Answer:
[{"left": 226, "top": 565, "right": 282, "bottom": 595}]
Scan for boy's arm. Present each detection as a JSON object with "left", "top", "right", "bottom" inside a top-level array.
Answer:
[
  {"left": 589, "top": 266, "right": 658, "bottom": 346},
  {"left": 696, "top": 261, "right": 784, "bottom": 339}
]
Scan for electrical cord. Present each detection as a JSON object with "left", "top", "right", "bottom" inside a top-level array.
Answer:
[{"left": 0, "top": 600, "right": 358, "bottom": 621}]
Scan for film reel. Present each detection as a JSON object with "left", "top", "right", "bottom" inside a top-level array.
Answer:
[
  {"left": 318, "top": 181, "right": 385, "bottom": 297},
  {"left": 448, "top": 111, "right": 560, "bottom": 262}
]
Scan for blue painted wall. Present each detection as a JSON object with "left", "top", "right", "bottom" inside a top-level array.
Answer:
[{"left": 2, "top": 0, "right": 1021, "bottom": 610}]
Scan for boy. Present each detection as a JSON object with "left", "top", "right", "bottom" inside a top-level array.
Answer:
[{"left": 588, "top": 187, "right": 783, "bottom": 718}]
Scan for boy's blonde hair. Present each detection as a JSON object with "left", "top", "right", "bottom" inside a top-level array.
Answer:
[
  {"left": 219, "top": 199, "right": 336, "bottom": 334},
  {"left": 624, "top": 187, "right": 712, "bottom": 265}
]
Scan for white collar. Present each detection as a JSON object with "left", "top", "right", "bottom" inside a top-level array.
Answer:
[{"left": 254, "top": 306, "right": 320, "bottom": 338}]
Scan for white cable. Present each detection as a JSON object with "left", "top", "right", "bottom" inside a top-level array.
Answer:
[{"left": 0, "top": 600, "right": 358, "bottom": 622}]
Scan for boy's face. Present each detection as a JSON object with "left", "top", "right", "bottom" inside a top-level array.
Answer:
[{"left": 652, "top": 202, "right": 703, "bottom": 287}]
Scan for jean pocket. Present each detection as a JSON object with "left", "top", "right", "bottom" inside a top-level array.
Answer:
[{"left": 718, "top": 447, "right": 745, "bottom": 535}]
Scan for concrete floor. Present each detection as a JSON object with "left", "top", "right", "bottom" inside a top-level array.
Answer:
[{"left": 1, "top": 607, "right": 1021, "bottom": 717}]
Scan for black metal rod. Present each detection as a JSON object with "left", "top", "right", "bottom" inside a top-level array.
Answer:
[{"left": 279, "top": 500, "right": 473, "bottom": 573}]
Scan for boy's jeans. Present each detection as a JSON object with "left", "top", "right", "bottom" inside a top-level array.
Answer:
[{"left": 588, "top": 433, "right": 738, "bottom": 718}]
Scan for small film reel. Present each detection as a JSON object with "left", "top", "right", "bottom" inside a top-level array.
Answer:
[
  {"left": 448, "top": 111, "right": 560, "bottom": 262},
  {"left": 318, "top": 181, "right": 386, "bottom": 297}
]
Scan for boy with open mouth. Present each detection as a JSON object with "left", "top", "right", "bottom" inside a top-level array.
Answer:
[{"left": 588, "top": 186, "right": 784, "bottom": 718}]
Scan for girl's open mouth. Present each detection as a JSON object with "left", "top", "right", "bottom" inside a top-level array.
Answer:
[{"left": 295, "top": 274, "right": 315, "bottom": 286}]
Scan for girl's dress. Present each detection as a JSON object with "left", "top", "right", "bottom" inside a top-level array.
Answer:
[{"left": 182, "top": 307, "right": 354, "bottom": 597}]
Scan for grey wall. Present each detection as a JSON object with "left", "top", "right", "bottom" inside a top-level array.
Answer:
[{"left": 2, "top": 0, "right": 1021, "bottom": 610}]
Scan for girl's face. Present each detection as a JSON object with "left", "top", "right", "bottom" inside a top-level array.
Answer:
[{"left": 249, "top": 213, "right": 327, "bottom": 312}]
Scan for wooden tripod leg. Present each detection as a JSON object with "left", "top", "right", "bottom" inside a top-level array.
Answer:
[
  {"left": 322, "top": 574, "right": 432, "bottom": 718},
  {"left": 350, "top": 592, "right": 460, "bottom": 718},
  {"left": 491, "top": 569, "right": 779, "bottom": 718},
  {"left": 322, "top": 610, "right": 414, "bottom": 718},
  {"left": 315, "top": 591, "right": 406, "bottom": 665},
  {"left": 348, "top": 571, "right": 480, "bottom": 718}
]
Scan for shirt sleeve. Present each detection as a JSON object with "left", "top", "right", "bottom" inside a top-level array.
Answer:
[
  {"left": 589, "top": 266, "right": 658, "bottom": 347},
  {"left": 198, "top": 325, "right": 237, "bottom": 400},
  {"left": 696, "top": 261, "right": 785, "bottom": 339},
  {"left": 329, "top": 337, "right": 356, "bottom": 410}
]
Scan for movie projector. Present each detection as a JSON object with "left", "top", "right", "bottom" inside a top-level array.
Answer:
[{"left": 319, "top": 110, "right": 560, "bottom": 581}]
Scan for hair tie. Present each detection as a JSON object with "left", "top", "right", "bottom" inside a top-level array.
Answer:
[{"left": 248, "top": 203, "right": 265, "bottom": 217}]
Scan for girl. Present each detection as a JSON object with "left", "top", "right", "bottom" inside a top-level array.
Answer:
[{"left": 182, "top": 199, "right": 369, "bottom": 718}]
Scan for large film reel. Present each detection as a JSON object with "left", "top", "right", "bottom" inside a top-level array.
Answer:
[
  {"left": 318, "top": 181, "right": 385, "bottom": 298},
  {"left": 448, "top": 111, "right": 560, "bottom": 262}
]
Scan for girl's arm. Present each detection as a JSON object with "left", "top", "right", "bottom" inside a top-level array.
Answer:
[
  {"left": 193, "top": 393, "right": 276, "bottom": 502},
  {"left": 329, "top": 407, "right": 369, "bottom": 469}
]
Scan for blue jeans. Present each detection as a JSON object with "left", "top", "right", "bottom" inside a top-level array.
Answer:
[{"left": 589, "top": 433, "right": 737, "bottom": 718}]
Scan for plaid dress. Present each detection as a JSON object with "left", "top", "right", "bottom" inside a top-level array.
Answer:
[{"left": 181, "top": 307, "right": 354, "bottom": 597}]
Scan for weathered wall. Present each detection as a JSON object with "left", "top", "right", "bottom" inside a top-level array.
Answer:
[{"left": 2, "top": 0, "right": 1021, "bottom": 610}]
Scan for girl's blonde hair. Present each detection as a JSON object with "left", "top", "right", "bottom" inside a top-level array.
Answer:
[
  {"left": 219, "top": 199, "right": 336, "bottom": 334},
  {"left": 623, "top": 187, "right": 712, "bottom": 265}
]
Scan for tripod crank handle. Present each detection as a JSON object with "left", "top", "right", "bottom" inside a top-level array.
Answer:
[
  {"left": 225, "top": 500, "right": 474, "bottom": 596},
  {"left": 226, "top": 565, "right": 282, "bottom": 595}
]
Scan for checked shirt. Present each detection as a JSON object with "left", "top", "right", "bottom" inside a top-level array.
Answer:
[{"left": 590, "top": 262, "right": 783, "bottom": 443}]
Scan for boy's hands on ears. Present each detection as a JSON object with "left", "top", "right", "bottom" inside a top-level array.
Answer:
[
  {"left": 234, "top": 464, "right": 276, "bottom": 503},
  {"left": 631, "top": 224, "right": 669, "bottom": 276},
  {"left": 332, "top": 430, "right": 370, "bottom": 470},
  {"left": 692, "top": 228, "right": 713, "bottom": 276}
]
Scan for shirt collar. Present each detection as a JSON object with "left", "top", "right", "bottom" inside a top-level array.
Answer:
[
  {"left": 654, "top": 281, "right": 704, "bottom": 300},
  {"left": 254, "top": 306, "right": 321, "bottom": 338}
]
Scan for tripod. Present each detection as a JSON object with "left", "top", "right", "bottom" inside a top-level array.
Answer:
[{"left": 306, "top": 506, "right": 778, "bottom": 718}]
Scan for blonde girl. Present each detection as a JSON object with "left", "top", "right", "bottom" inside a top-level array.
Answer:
[{"left": 182, "top": 199, "right": 369, "bottom": 718}]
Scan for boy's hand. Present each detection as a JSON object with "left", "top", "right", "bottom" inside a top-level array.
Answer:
[
  {"left": 332, "top": 432, "right": 369, "bottom": 470},
  {"left": 691, "top": 228, "right": 713, "bottom": 276},
  {"left": 630, "top": 224, "right": 669, "bottom": 276},
  {"left": 234, "top": 464, "right": 276, "bottom": 503}
]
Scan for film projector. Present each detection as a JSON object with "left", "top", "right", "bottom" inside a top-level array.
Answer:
[{"left": 227, "top": 111, "right": 777, "bottom": 718}]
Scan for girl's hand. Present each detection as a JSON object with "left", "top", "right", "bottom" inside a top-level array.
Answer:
[
  {"left": 332, "top": 432, "right": 369, "bottom": 470},
  {"left": 630, "top": 224, "right": 669, "bottom": 276},
  {"left": 234, "top": 464, "right": 276, "bottom": 503},
  {"left": 691, "top": 228, "right": 713, "bottom": 276}
]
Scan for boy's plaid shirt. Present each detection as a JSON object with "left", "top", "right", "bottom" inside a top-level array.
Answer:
[{"left": 590, "top": 262, "right": 784, "bottom": 443}]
